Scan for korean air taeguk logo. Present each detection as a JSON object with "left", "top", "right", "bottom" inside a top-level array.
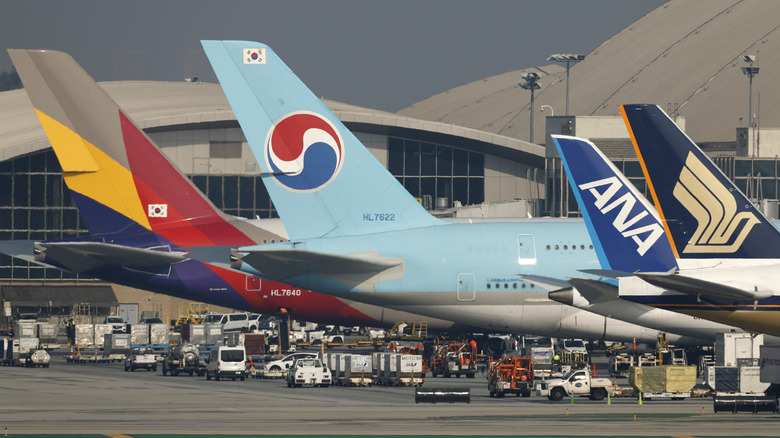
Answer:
[{"left": 265, "top": 112, "right": 344, "bottom": 192}]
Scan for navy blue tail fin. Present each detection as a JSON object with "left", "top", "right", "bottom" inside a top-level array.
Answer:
[{"left": 621, "top": 104, "right": 780, "bottom": 259}]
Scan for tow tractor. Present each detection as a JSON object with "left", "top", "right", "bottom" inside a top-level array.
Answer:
[{"left": 488, "top": 356, "right": 534, "bottom": 397}]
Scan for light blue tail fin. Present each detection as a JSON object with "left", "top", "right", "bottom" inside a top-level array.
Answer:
[
  {"left": 201, "top": 41, "right": 444, "bottom": 240},
  {"left": 622, "top": 104, "right": 780, "bottom": 259},
  {"left": 553, "top": 135, "right": 677, "bottom": 273}
]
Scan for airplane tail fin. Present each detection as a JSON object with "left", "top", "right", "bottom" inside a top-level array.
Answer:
[
  {"left": 553, "top": 135, "right": 677, "bottom": 273},
  {"left": 621, "top": 104, "right": 780, "bottom": 258},
  {"left": 201, "top": 41, "right": 443, "bottom": 240},
  {"left": 8, "top": 49, "right": 263, "bottom": 248}
]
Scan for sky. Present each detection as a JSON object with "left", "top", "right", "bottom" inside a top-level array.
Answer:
[{"left": 1, "top": 0, "right": 665, "bottom": 112}]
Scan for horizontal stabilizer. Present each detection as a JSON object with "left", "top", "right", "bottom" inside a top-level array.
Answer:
[
  {"left": 568, "top": 278, "right": 620, "bottom": 305},
  {"left": 37, "top": 242, "right": 188, "bottom": 274},
  {"left": 636, "top": 272, "right": 772, "bottom": 302},
  {"left": 235, "top": 248, "right": 403, "bottom": 291}
]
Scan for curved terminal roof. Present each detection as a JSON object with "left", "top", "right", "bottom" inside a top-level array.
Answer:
[
  {"left": 0, "top": 81, "right": 542, "bottom": 167},
  {"left": 400, "top": 0, "right": 780, "bottom": 144}
]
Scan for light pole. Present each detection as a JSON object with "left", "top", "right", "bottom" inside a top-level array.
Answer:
[
  {"left": 547, "top": 54, "right": 585, "bottom": 116},
  {"left": 741, "top": 55, "right": 759, "bottom": 128},
  {"left": 520, "top": 72, "right": 541, "bottom": 143},
  {"left": 540, "top": 105, "right": 554, "bottom": 117}
]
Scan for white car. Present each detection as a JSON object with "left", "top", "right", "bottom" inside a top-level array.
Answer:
[
  {"left": 286, "top": 357, "right": 332, "bottom": 387},
  {"left": 264, "top": 353, "right": 317, "bottom": 373}
]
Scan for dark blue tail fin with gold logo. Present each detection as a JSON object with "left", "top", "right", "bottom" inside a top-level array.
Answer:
[{"left": 621, "top": 104, "right": 780, "bottom": 259}]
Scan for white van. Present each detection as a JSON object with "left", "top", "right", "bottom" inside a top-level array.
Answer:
[
  {"left": 202, "top": 312, "right": 255, "bottom": 332},
  {"left": 206, "top": 345, "right": 247, "bottom": 381}
]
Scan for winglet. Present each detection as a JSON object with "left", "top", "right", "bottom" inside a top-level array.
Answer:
[
  {"left": 553, "top": 134, "right": 678, "bottom": 273},
  {"left": 201, "top": 41, "right": 444, "bottom": 240}
]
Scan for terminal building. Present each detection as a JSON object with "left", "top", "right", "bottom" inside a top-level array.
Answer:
[{"left": 1, "top": 0, "right": 780, "bottom": 325}]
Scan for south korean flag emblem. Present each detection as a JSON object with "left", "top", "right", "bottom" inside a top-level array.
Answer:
[{"left": 148, "top": 204, "right": 168, "bottom": 218}]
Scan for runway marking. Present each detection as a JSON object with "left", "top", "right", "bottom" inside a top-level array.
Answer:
[{"left": 104, "top": 435, "right": 134, "bottom": 438}]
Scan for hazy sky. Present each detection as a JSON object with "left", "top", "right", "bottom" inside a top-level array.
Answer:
[{"left": 1, "top": 0, "right": 665, "bottom": 112}]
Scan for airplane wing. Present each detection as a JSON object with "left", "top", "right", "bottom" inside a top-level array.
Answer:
[
  {"left": 233, "top": 248, "right": 403, "bottom": 291},
  {"left": 520, "top": 275, "right": 572, "bottom": 291},
  {"left": 635, "top": 272, "right": 773, "bottom": 302},
  {"left": 36, "top": 241, "right": 189, "bottom": 274}
]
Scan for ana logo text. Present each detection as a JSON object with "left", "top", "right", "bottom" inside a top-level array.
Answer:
[{"left": 578, "top": 176, "right": 664, "bottom": 256}]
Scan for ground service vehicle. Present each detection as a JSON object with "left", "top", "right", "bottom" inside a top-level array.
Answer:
[
  {"left": 206, "top": 345, "right": 247, "bottom": 381},
  {"left": 105, "top": 316, "right": 128, "bottom": 333},
  {"left": 488, "top": 356, "right": 534, "bottom": 397},
  {"left": 162, "top": 343, "right": 205, "bottom": 376},
  {"left": 264, "top": 353, "right": 317, "bottom": 373},
  {"left": 124, "top": 348, "right": 158, "bottom": 371},
  {"left": 430, "top": 339, "right": 477, "bottom": 378},
  {"left": 286, "top": 357, "right": 332, "bottom": 387},
  {"left": 537, "top": 369, "right": 614, "bottom": 401},
  {"left": 203, "top": 313, "right": 256, "bottom": 333}
]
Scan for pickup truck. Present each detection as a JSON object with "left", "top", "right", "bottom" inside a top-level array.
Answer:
[
  {"left": 536, "top": 368, "right": 614, "bottom": 401},
  {"left": 124, "top": 348, "right": 158, "bottom": 372}
]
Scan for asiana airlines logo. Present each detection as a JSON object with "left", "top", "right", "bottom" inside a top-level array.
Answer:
[{"left": 674, "top": 152, "right": 759, "bottom": 253}]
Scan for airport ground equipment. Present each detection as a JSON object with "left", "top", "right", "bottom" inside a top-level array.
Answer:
[
  {"left": 629, "top": 365, "right": 697, "bottom": 400},
  {"left": 713, "top": 394, "right": 777, "bottom": 413},
  {"left": 162, "top": 343, "right": 205, "bottom": 376},
  {"left": 27, "top": 348, "right": 50, "bottom": 367},
  {"left": 286, "top": 357, "right": 332, "bottom": 387},
  {"left": 488, "top": 356, "right": 534, "bottom": 397},
  {"left": 385, "top": 321, "right": 428, "bottom": 341},
  {"left": 429, "top": 339, "right": 477, "bottom": 378},
  {"left": 414, "top": 387, "right": 470, "bottom": 404},
  {"left": 373, "top": 352, "right": 424, "bottom": 386},
  {"left": 324, "top": 353, "right": 372, "bottom": 386},
  {"left": 608, "top": 348, "right": 657, "bottom": 377},
  {"left": 537, "top": 368, "right": 615, "bottom": 401},
  {"left": 124, "top": 347, "right": 158, "bottom": 372}
]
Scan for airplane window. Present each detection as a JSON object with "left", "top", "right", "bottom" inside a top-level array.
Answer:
[
  {"left": 589, "top": 245, "right": 593, "bottom": 250},
  {"left": 486, "top": 284, "right": 491, "bottom": 289},
  {"left": 521, "top": 283, "right": 526, "bottom": 289},
  {"left": 504, "top": 283, "right": 508, "bottom": 289},
  {"left": 563, "top": 245, "right": 568, "bottom": 250},
  {"left": 555, "top": 245, "right": 559, "bottom": 250},
  {"left": 581, "top": 245, "right": 585, "bottom": 250},
  {"left": 546, "top": 245, "right": 551, "bottom": 250},
  {"left": 513, "top": 283, "right": 517, "bottom": 289},
  {"left": 495, "top": 283, "right": 500, "bottom": 289}
]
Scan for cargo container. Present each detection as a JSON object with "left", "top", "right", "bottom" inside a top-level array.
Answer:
[
  {"left": 131, "top": 324, "right": 150, "bottom": 345},
  {"left": 630, "top": 365, "right": 697, "bottom": 399},
  {"left": 104, "top": 333, "right": 132, "bottom": 355}
]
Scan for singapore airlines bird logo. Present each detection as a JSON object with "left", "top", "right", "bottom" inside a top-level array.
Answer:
[{"left": 674, "top": 152, "right": 759, "bottom": 253}]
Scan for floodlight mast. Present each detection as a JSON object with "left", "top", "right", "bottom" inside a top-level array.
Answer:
[
  {"left": 547, "top": 54, "right": 585, "bottom": 116},
  {"left": 741, "top": 54, "right": 759, "bottom": 128},
  {"left": 520, "top": 72, "right": 541, "bottom": 143}
]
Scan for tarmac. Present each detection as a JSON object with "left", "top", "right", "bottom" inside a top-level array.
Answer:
[{"left": 0, "top": 349, "right": 778, "bottom": 437}]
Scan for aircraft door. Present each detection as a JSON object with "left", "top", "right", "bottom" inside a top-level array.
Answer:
[
  {"left": 457, "top": 273, "right": 476, "bottom": 302},
  {"left": 517, "top": 234, "right": 537, "bottom": 265}
]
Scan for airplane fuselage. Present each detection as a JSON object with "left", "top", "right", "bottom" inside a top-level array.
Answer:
[{"left": 238, "top": 219, "right": 704, "bottom": 344}]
